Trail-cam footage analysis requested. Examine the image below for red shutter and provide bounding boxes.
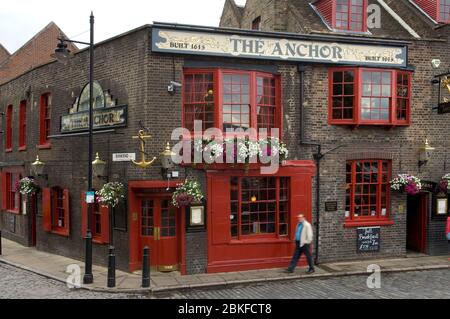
[63,189,70,236]
[1,172,6,210]
[42,188,52,232]
[100,205,110,244]
[209,175,231,245]
[81,192,88,238]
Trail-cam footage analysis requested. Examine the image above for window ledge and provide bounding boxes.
[51,229,70,237]
[93,238,108,245]
[5,149,13,153]
[330,122,410,128]
[38,143,51,150]
[344,219,394,228]
[18,146,27,152]
[230,238,291,245]
[6,210,20,215]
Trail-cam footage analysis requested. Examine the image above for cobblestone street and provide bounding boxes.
[1,262,449,299]
[164,269,450,299]
[0,263,139,299]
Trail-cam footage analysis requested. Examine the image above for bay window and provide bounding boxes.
[329,68,411,126]
[183,69,281,135]
[230,176,289,238]
[345,160,394,227]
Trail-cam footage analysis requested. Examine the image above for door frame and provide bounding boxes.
[128,180,186,274]
[407,193,429,254]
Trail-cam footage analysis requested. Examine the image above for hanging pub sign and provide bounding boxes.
[61,81,127,133]
[151,26,408,67]
[436,73,450,114]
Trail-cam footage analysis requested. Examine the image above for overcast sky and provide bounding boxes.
[0,0,247,53]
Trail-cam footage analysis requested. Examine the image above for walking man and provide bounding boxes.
[285,214,315,274]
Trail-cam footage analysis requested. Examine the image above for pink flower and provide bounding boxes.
[405,182,419,195]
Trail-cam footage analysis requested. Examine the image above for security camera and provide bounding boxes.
[168,81,182,94]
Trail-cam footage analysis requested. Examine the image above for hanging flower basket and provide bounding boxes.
[16,177,40,197]
[390,174,422,195]
[96,182,125,208]
[437,174,450,195]
[172,179,204,208]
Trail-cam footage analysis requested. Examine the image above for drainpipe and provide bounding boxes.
[298,64,322,265]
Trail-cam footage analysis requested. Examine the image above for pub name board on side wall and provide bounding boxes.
[152,27,408,67]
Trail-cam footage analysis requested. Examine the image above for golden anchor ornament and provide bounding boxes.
[132,130,157,169]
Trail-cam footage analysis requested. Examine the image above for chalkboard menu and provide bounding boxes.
[357,227,380,252]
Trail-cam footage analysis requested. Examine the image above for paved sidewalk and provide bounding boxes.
[0,239,448,294]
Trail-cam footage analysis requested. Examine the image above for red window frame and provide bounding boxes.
[81,192,110,244]
[39,93,51,148]
[19,100,26,150]
[182,69,282,137]
[252,16,261,30]
[52,187,66,233]
[439,0,450,22]
[345,160,394,227]
[333,0,368,32]
[4,172,20,214]
[329,67,412,126]
[230,176,290,240]
[5,105,13,152]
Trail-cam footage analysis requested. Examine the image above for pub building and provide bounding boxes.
[0,0,449,276]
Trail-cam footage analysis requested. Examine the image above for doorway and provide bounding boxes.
[407,193,428,254]
[139,197,179,272]
[30,195,37,247]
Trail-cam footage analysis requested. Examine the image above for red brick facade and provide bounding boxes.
[0,22,78,85]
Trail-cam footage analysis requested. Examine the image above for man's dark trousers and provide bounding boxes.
[288,242,314,272]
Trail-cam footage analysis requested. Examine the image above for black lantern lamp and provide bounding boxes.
[92,153,107,178]
[31,156,46,177]
[52,39,73,62]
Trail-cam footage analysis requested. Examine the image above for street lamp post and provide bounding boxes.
[54,12,95,285]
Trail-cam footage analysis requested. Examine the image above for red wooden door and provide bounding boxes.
[31,195,37,246]
[139,197,179,272]
[407,194,428,253]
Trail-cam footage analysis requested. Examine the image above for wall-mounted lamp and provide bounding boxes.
[92,153,107,178]
[432,59,442,69]
[31,155,47,178]
[418,140,435,168]
[161,142,176,170]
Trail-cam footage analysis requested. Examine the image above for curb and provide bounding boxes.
[2,256,448,295]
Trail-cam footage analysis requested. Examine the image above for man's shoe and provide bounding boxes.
[306,269,315,274]
[283,269,294,274]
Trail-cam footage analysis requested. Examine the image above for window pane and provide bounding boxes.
[347,160,390,219]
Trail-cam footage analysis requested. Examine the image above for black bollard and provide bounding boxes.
[107,246,116,288]
[142,246,150,288]
[0,230,2,256]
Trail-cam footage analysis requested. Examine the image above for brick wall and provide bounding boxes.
[0,22,78,85]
